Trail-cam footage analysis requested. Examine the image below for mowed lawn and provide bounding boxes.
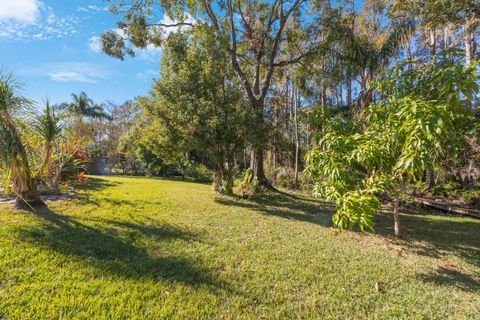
[1,176,479,319]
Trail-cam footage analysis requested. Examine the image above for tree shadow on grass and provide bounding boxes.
[215,192,333,227]
[13,207,224,289]
[76,176,122,192]
[421,266,480,292]
[374,211,480,292]
[216,193,480,292]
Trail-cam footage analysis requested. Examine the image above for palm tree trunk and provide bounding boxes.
[40,141,52,178]
[2,112,42,209]
[12,157,42,210]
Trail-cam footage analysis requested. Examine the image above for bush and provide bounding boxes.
[184,163,213,183]
[266,166,313,191]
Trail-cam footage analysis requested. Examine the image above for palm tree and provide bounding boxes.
[342,20,415,112]
[60,92,110,119]
[33,101,62,179]
[58,92,111,138]
[0,72,42,209]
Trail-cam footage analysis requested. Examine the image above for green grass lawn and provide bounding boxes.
[1,176,479,319]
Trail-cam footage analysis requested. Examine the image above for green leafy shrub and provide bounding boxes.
[184,163,213,183]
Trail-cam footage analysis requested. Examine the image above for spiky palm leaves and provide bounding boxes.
[60,92,110,120]
[342,20,416,111]
[33,101,62,178]
[0,72,42,208]
[57,92,111,140]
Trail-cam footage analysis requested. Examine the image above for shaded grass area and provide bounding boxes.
[1,176,479,319]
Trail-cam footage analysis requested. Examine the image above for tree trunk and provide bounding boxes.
[40,142,52,178]
[222,158,234,195]
[213,162,223,193]
[248,99,270,187]
[293,89,300,187]
[250,147,268,186]
[3,114,43,210]
[424,167,436,188]
[12,158,42,210]
[321,87,327,107]
[346,75,352,110]
[464,26,473,66]
[272,139,277,169]
[443,27,448,50]
[243,149,247,170]
[337,85,342,109]
[428,29,436,59]
[406,40,413,70]
[133,159,138,175]
[464,27,474,107]
[393,193,401,238]
[392,181,406,238]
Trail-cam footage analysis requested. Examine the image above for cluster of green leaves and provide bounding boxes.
[32,102,62,146]
[306,49,479,232]
[120,26,248,192]
[0,73,101,200]
[0,72,38,199]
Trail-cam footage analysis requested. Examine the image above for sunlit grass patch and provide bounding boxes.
[1,176,479,319]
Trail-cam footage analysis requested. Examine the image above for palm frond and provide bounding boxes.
[0,72,33,114]
[33,101,63,143]
[378,19,416,66]
[0,71,38,199]
[62,92,111,120]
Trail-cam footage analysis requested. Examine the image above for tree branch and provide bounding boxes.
[226,0,256,103]
[150,22,195,28]
[260,0,305,100]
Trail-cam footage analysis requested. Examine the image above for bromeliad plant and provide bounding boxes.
[306,49,479,237]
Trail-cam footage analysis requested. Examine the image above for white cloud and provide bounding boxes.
[0,0,38,23]
[42,62,109,84]
[47,13,55,24]
[136,69,158,81]
[77,5,108,13]
[0,3,79,40]
[33,33,44,39]
[88,5,108,11]
[47,71,97,83]
[88,36,102,52]
[16,62,111,85]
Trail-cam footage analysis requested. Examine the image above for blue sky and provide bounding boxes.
[0,0,164,106]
